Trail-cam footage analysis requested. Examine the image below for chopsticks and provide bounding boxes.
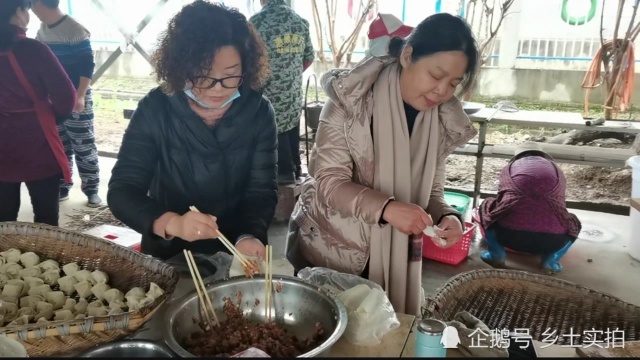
[189,206,251,268]
[183,249,219,329]
[264,245,273,322]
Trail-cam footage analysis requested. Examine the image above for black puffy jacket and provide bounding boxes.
[107,86,278,260]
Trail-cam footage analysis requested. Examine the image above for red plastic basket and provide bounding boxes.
[422,222,477,265]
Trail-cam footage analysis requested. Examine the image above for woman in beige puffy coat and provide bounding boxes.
[286,13,480,315]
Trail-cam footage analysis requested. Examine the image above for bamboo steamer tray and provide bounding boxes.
[0,222,179,357]
[424,269,640,346]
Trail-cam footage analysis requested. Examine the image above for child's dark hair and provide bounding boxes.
[388,13,479,96]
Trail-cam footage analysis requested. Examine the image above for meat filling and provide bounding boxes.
[183,297,325,357]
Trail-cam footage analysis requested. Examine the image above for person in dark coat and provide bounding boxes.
[475,142,582,274]
[107,1,277,261]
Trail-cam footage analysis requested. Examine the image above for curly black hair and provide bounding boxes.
[152,1,269,94]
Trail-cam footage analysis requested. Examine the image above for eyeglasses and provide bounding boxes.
[192,75,244,90]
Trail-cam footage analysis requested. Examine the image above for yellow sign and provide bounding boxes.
[274,33,304,54]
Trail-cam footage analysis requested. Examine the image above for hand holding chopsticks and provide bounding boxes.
[184,249,219,329]
[188,206,252,269]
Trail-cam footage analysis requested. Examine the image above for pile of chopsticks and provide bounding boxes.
[184,249,219,329]
[264,245,273,322]
[189,206,252,269]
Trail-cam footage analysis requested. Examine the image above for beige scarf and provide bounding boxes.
[368,62,441,316]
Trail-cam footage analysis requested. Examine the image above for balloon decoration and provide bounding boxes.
[561,0,597,26]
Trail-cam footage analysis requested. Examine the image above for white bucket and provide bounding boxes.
[627,156,640,198]
[626,156,640,261]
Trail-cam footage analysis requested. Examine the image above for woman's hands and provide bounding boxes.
[235,237,266,260]
[165,210,219,241]
[434,215,464,247]
[382,201,433,235]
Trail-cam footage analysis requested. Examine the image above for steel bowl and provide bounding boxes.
[163,275,348,357]
[462,101,486,115]
[78,340,174,357]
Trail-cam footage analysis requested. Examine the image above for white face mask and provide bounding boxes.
[183,87,241,109]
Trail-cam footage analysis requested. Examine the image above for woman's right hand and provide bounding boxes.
[382,201,433,235]
[165,211,219,242]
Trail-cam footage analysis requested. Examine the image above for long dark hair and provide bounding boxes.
[0,0,30,51]
[388,13,479,96]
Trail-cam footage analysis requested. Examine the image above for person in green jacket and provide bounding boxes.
[250,0,315,185]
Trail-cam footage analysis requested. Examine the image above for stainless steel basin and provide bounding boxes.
[79,340,174,357]
[162,275,348,357]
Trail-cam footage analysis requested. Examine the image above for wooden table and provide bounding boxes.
[632,198,640,212]
[400,317,578,358]
[328,313,415,357]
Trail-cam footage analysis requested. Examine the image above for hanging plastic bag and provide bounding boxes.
[297,267,400,346]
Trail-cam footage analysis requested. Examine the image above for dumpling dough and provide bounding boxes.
[90,270,109,284]
[19,295,44,310]
[103,288,124,303]
[19,266,42,279]
[0,249,21,264]
[19,252,40,267]
[1,263,23,279]
[7,279,28,297]
[74,298,89,315]
[62,298,76,312]
[23,276,44,289]
[38,259,60,272]
[2,283,24,303]
[53,310,74,321]
[28,284,51,298]
[108,306,124,315]
[40,269,61,286]
[62,262,80,276]
[74,281,93,299]
[0,273,9,287]
[7,315,30,326]
[127,296,153,312]
[146,282,165,300]
[45,291,66,310]
[109,299,127,310]
[91,283,111,301]
[35,301,53,321]
[2,303,19,323]
[16,307,35,322]
[125,287,145,298]
[57,275,79,295]
[87,301,108,317]
[72,270,94,285]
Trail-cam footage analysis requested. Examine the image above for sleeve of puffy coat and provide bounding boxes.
[236,100,278,244]
[311,99,392,225]
[107,100,167,239]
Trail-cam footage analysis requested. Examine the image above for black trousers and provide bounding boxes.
[0,173,61,226]
[278,125,302,177]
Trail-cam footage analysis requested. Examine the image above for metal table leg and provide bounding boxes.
[472,121,487,208]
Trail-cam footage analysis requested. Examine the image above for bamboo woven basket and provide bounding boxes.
[0,222,179,357]
[424,269,640,345]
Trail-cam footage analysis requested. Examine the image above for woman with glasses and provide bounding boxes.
[107,1,277,261]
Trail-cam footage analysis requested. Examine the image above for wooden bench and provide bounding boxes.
[459,109,640,209]
[453,143,635,168]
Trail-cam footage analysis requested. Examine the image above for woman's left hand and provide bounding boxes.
[434,215,464,247]
[235,237,266,260]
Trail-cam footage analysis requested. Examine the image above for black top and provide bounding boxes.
[107,87,278,260]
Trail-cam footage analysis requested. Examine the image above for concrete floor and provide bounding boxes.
[15,157,640,306]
